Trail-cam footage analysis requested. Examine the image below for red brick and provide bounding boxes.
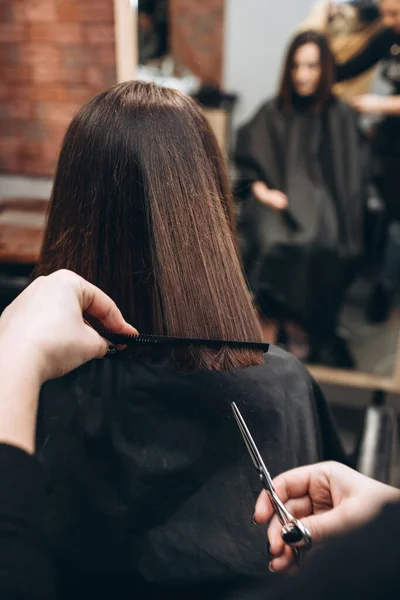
[10,1,26,21]
[55,0,113,23]
[0,138,23,172]
[28,22,83,43]
[31,63,60,84]
[0,23,25,43]
[103,66,116,86]
[0,1,14,22]
[7,99,34,119]
[61,44,92,69]
[22,43,61,68]
[85,66,115,88]
[20,160,49,176]
[67,86,93,103]
[85,66,103,87]
[79,3,114,23]
[45,120,68,141]
[20,140,43,158]
[43,136,65,160]
[59,66,87,84]
[55,0,81,22]
[8,85,35,100]
[0,119,25,137]
[0,82,9,99]
[23,0,57,22]
[36,100,80,125]
[0,43,19,65]
[0,0,116,177]
[2,65,32,83]
[28,83,90,103]
[28,83,67,102]
[85,24,114,44]
[96,43,115,66]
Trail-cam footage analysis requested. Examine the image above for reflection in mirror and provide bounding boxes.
[230,0,400,378]
[126,0,400,383]
[137,0,202,93]
[137,0,235,150]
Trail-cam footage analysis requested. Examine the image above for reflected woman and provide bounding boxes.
[235,30,365,368]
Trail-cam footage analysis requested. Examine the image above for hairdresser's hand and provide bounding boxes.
[0,269,138,384]
[350,94,387,114]
[254,461,400,573]
[251,181,288,211]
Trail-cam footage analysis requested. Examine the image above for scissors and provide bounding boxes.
[231,402,312,566]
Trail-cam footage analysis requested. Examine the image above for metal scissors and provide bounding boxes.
[231,402,312,566]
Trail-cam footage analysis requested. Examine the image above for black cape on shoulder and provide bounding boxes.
[234,98,365,335]
[36,347,345,598]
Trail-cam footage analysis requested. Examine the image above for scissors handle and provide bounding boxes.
[264,485,312,563]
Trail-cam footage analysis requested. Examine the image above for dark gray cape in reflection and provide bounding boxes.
[235,98,364,336]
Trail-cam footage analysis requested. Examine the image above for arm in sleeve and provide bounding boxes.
[336,28,393,82]
[0,443,58,599]
[263,502,400,600]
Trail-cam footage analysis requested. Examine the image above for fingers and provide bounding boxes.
[78,277,138,336]
[269,543,294,573]
[83,323,109,360]
[267,496,313,556]
[255,466,314,524]
[276,191,288,202]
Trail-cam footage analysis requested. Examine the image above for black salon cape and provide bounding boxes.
[234,98,364,336]
[36,346,345,599]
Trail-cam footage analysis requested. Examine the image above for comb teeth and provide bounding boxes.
[95,328,269,352]
[135,333,161,345]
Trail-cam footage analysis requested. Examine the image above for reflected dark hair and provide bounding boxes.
[278,30,336,112]
[36,81,263,371]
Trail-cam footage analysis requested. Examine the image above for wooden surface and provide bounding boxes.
[307,365,397,394]
[0,199,48,264]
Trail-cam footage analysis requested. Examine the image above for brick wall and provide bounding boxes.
[0,0,116,177]
[170,0,224,87]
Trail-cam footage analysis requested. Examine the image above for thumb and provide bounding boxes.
[293,506,347,547]
[267,506,347,572]
[83,324,109,360]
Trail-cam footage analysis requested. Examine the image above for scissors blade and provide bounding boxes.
[231,402,275,491]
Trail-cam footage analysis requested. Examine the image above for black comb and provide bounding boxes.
[96,329,269,352]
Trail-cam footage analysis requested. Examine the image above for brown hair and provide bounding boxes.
[37,81,263,370]
[278,30,336,112]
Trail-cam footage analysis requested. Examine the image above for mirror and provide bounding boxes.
[119,0,400,390]
[135,0,235,150]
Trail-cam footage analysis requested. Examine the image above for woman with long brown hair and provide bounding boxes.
[235,30,365,368]
[35,81,344,599]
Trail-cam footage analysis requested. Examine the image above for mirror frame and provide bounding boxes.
[113,0,137,83]
[112,0,400,394]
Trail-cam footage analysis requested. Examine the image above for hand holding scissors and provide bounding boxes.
[231,403,312,567]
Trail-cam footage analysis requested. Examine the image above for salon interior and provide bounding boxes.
[0,0,400,483]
